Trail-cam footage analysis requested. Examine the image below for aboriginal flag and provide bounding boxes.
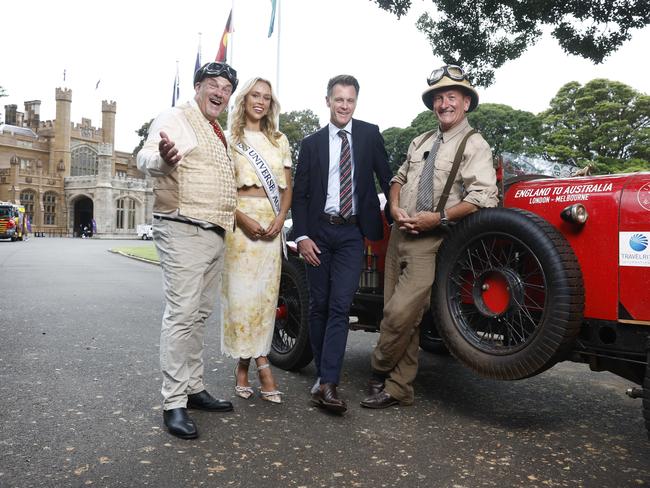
[215,10,233,62]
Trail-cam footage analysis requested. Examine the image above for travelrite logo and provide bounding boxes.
[620,232,650,267]
[629,233,648,252]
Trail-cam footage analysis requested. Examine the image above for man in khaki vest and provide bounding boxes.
[137,62,238,439]
[360,65,498,409]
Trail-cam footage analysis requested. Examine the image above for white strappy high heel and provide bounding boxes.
[257,362,282,404]
[234,359,254,400]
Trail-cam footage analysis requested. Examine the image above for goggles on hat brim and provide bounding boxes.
[427,65,469,86]
[194,62,239,91]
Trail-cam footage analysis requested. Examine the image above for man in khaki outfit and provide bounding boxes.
[137,62,239,439]
[360,65,498,409]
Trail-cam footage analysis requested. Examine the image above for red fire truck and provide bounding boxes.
[0,202,27,241]
[272,172,650,439]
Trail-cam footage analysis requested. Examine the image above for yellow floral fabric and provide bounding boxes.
[220,196,282,358]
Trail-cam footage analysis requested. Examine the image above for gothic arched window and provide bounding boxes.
[71,146,98,176]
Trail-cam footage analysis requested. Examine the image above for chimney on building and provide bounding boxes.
[4,104,17,125]
[24,100,41,129]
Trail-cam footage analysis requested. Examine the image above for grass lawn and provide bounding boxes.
[111,244,160,263]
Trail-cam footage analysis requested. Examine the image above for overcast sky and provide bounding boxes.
[2,0,649,153]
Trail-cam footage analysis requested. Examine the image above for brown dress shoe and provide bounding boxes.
[367,378,385,396]
[360,389,400,409]
[311,383,347,414]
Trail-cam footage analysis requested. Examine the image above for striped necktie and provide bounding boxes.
[338,130,353,219]
[415,132,443,212]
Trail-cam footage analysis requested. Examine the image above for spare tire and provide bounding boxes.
[269,255,313,370]
[432,208,584,380]
[419,310,449,355]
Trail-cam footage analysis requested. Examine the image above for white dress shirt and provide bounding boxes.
[324,120,357,216]
[295,121,357,243]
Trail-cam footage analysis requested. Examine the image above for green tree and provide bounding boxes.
[279,109,321,163]
[133,119,153,156]
[468,103,542,157]
[541,79,650,173]
[372,1,650,86]
[0,86,6,123]
[382,126,418,172]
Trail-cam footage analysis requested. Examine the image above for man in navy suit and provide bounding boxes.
[292,74,392,413]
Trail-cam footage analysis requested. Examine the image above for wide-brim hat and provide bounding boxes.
[422,76,479,112]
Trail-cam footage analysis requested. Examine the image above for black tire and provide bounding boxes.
[419,310,449,355]
[433,208,584,380]
[269,255,313,370]
[643,346,650,440]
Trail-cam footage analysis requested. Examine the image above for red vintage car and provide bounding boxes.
[271,172,650,439]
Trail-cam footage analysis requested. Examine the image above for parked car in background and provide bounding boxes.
[137,224,153,240]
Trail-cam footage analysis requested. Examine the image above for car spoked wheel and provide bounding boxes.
[433,208,584,380]
[456,239,545,355]
[269,256,313,370]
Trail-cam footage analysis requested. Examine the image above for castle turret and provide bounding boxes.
[102,100,116,151]
[53,88,72,175]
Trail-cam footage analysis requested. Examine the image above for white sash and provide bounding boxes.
[234,140,287,259]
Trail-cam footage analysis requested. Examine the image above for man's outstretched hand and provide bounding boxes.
[159,131,182,166]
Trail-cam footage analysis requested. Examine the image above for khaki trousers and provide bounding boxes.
[153,218,225,410]
[371,228,443,404]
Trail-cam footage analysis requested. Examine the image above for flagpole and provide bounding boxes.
[198,32,202,66]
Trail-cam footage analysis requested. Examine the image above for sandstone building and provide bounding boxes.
[0,88,153,238]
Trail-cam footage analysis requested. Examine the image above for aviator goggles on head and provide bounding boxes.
[193,62,239,91]
[427,65,469,86]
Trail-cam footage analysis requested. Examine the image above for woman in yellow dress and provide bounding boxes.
[222,77,292,403]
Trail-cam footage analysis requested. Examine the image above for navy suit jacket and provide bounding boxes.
[292,119,392,241]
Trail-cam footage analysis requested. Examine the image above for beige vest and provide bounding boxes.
[152,103,237,230]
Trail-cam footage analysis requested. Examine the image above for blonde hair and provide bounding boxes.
[229,77,281,147]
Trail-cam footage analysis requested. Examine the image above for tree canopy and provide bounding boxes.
[468,103,542,157]
[132,119,153,156]
[541,78,650,173]
[372,0,650,86]
[0,86,6,123]
[278,109,321,163]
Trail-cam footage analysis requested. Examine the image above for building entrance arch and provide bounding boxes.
[73,196,94,237]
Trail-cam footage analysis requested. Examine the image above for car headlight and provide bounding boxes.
[560,203,588,225]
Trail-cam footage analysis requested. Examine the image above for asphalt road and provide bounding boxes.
[0,237,648,488]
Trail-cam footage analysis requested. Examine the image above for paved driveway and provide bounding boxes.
[0,238,648,487]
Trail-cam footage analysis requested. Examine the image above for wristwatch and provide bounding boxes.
[439,209,449,226]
